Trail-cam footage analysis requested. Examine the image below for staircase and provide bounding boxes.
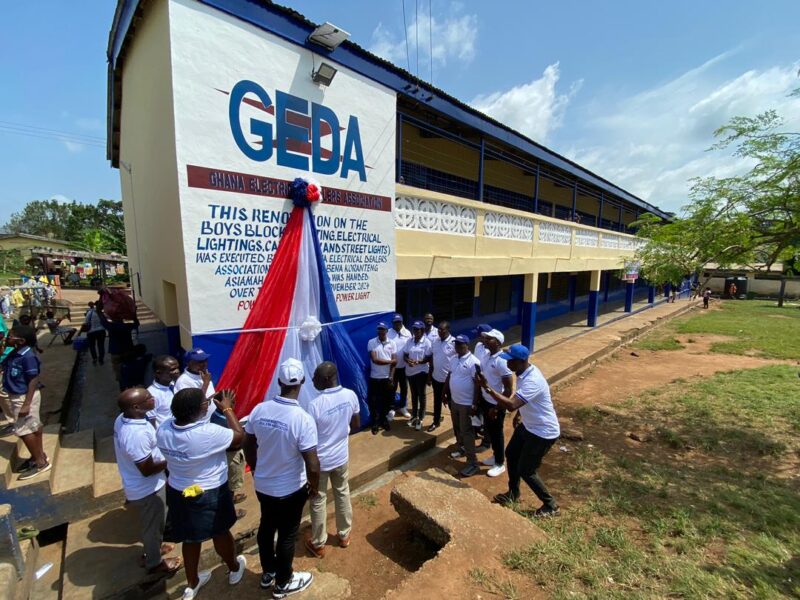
[0,426,124,532]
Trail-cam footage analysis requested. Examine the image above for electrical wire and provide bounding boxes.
[0,120,105,142]
[401,0,411,73]
[0,126,105,148]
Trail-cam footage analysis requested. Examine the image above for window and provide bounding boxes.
[479,276,512,315]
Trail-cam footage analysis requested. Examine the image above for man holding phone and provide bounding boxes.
[444,334,482,477]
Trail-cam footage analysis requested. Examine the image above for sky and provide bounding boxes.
[1,1,799,224]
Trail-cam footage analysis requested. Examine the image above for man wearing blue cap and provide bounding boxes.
[472,324,492,362]
[387,314,412,421]
[444,334,482,477]
[366,323,397,434]
[476,344,561,517]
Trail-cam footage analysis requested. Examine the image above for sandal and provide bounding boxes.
[17,526,39,540]
[146,556,183,576]
[138,543,177,568]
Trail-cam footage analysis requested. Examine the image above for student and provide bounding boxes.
[113,387,182,576]
[1,326,49,480]
[444,334,482,477]
[478,344,561,518]
[157,388,246,599]
[387,314,412,420]
[403,321,432,431]
[146,355,181,427]
[478,330,514,478]
[83,302,107,365]
[244,358,319,598]
[366,323,396,434]
[305,362,360,558]
[428,322,455,432]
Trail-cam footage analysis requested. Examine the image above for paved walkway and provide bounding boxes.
[58,295,695,599]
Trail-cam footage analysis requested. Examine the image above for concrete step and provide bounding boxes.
[7,425,61,491]
[0,434,17,488]
[93,435,123,499]
[50,429,94,495]
[30,538,64,600]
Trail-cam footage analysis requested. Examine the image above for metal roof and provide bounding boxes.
[107,0,672,220]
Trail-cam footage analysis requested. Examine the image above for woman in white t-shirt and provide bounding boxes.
[157,388,246,599]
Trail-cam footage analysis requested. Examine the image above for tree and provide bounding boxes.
[635,93,800,305]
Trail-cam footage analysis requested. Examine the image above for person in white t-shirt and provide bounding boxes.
[146,355,180,428]
[244,358,319,598]
[478,330,514,478]
[423,313,437,344]
[387,314,412,420]
[477,343,561,518]
[113,388,182,576]
[472,323,492,362]
[366,323,396,434]
[403,321,432,431]
[304,362,360,558]
[157,388,246,599]
[428,321,456,432]
[444,334,482,477]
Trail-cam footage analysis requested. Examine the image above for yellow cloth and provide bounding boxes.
[182,484,204,498]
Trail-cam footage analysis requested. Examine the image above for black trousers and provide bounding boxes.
[408,372,428,420]
[86,330,106,362]
[481,401,506,465]
[256,486,308,586]
[505,425,557,509]
[368,377,392,426]
[393,367,408,408]
[431,378,446,425]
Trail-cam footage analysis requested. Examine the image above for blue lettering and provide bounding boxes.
[229,80,273,162]
[341,115,366,182]
[311,102,340,175]
[276,91,309,170]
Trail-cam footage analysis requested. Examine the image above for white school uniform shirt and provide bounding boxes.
[403,336,432,377]
[173,370,214,420]
[431,335,456,383]
[514,365,560,439]
[306,386,360,472]
[387,327,412,369]
[146,381,175,427]
[367,337,396,379]
[480,351,513,405]
[447,352,481,406]
[84,308,104,334]
[246,396,318,497]
[113,414,166,501]
[156,418,233,491]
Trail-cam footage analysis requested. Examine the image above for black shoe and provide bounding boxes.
[382,421,391,431]
[371,426,379,435]
[426,422,440,433]
[492,492,518,506]
[260,572,275,589]
[533,506,560,519]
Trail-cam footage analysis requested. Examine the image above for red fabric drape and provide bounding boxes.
[218,207,304,417]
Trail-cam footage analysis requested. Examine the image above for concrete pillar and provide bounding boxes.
[544,273,552,304]
[587,270,602,327]
[624,281,635,312]
[568,273,578,312]
[521,273,538,351]
[473,276,481,318]
[648,284,656,304]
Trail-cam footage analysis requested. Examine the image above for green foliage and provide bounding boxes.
[505,365,800,599]
[2,198,126,254]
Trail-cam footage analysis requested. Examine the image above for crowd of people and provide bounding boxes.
[112,311,562,599]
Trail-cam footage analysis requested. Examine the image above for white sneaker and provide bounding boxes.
[182,571,212,599]
[481,456,496,466]
[415,420,422,431]
[228,554,247,585]
[387,410,396,421]
[273,571,313,598]
[399,408,411,418]
[487,464,506,478]
[407,418,417,428]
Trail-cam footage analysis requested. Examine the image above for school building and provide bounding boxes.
[107,0,671,376]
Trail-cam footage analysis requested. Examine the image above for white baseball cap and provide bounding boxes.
[278,358,305,385]
[485,329,505,344]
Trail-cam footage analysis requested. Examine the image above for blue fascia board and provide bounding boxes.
[107,0,670,219]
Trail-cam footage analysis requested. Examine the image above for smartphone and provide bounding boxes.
[475,364,482,376]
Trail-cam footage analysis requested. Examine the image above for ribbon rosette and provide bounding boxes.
[299,315,322,342]
[289,177,323,209]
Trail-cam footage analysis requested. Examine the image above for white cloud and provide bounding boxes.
[368,3,478,70]
[62,140,84,153]
[50,194,72,204]
[470,63,582,143]
[563,55,800,213]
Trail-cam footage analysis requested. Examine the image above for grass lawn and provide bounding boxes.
[633,300,800,359]
[506,365,800,598]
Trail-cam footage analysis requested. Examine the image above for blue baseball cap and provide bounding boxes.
[376,322,388,330]
[473,323,492,334]
[499,344,530,361]
[186,348,211,362]
[454,334,470,344]
[392,313,403,322]
[411,320,425,329]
